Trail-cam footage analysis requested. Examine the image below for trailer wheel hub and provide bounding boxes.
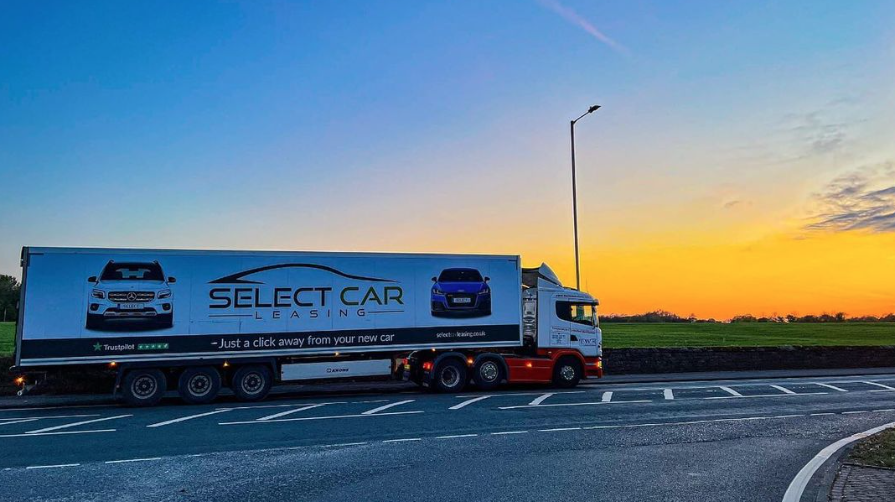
[188,374,211,397]
[133,375,157,398]
[241,372,264,394]
[480,361,499,382]
[440,366,460,388]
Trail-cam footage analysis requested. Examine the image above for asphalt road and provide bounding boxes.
[2,373,895,502]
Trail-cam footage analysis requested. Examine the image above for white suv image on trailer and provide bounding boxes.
[86,260,175,331]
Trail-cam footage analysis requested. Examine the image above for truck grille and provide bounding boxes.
[108,291,155,303]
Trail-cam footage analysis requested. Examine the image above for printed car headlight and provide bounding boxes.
[91,289,105,299]
[157,289,172,299]
[478,288,490,295]
[432,288,445,295]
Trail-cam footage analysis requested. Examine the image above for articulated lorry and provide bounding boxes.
[13,247,602,406]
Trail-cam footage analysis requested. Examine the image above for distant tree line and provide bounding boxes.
[602,310,895,323]
[0,275,19,322]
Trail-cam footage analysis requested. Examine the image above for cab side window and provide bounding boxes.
[555,301,596,327]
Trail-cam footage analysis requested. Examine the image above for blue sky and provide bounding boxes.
[2,1,894,316]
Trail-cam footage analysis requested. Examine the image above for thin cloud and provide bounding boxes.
[806,163,895,232]
[537,0,628,55]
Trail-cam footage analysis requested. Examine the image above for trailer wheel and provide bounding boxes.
[433,358,467,393]
[552,357,582,388]
[473,358,504,390]
[122,369,166,407]
[178,367,221,404]
[231,365,272,402]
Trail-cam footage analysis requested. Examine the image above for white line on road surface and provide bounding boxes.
[256,403,334,421]
[529,393,554,406]
[219,410,423,425]
[25,415,131,434]
[382,438,421,443]
[320,442,368,448]
[719,386,743,397]
[105,457,162,464]
[810,413,835,416]
[782,421,895,502]
[499,399,650,410]
[663,389,674,400]
[0,414,99,421]
[436,434,478,439]
[491,431,528,435]
[0,418,39,427]
[863,381,895,391]
[0,429,116,438]
[147,409,234,428]
[26,464,80,469]
[601,392,613,402]
[362,400,414,415]
[705,392,827,400]
[770,385,797,395]
[539,427,582,432]
[814,383,847,392]
[449,396,492,410]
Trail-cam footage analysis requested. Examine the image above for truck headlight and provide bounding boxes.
[157,289,172,299]
[91,289,105,299]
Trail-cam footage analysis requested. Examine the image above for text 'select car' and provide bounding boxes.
[431,268,491,317]
[86,261,175,330]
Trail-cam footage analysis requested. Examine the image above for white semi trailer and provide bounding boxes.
[13,247,602,406]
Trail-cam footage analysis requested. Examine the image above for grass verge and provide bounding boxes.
[849,428,895,469]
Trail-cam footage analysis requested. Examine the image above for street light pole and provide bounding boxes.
[570,104,600,291]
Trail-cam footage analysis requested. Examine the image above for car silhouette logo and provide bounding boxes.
[127,292,137,301]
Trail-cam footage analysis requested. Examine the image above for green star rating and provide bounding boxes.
[93,342,102,351]
[138,343,169,351]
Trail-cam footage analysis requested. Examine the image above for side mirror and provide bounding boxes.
[167,276,177,283]
[87,276,97,283]
[484,277,490,282]
[431,277,437,282]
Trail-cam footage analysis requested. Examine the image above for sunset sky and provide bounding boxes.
[1,1,894,319]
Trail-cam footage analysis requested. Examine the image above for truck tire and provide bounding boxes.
[432,358,467,393]
[552,357,582,388]
[122,369,167,407]
[231,365,273,402]
[473,358,504,390]
[178,367,221,404]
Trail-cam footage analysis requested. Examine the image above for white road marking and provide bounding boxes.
[105,457,162,464]
[499,399,651,410]
[601,392,613,402]
[841,410,866,415]
[256,403,333,421]
[539,427,581,432]
[491,430,528,435]
[26,464,79,469]
[320,442,368,447]
[362,400,415,415]
[449,396,492,410]
[770,385,797,395]
[25,415,131,434]
[0,414,99,421]
[529,393,554,406]
[663,389,674,400]
[0,429,116,438]
[810,412,835,416]
[863,381,895,391]
[219,410,422,425]
[705,392,827,400]
[382,438,421,443]
[813,383,847,392]
[147,409,234,428]
[436,434,478,439]
[220,399,385,411]
[782,421,895,502]
[0,418,39,427]
[719,386,743,397]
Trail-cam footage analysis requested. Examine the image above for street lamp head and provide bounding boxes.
[587,105,601,114]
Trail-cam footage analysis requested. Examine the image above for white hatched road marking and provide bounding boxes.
[719,386,743,397]
[499,399,650,410]
[0,414,99,421]
[663,389,674,400]
[529,393,554,406]
[148,409,234,428]
[0,429,116,438]
[25,415,132,434]
[26,464,80,469]
[0,418,39,427]
[864,381,895,391]
[814,383,847,392]
[449,396,492,410]
[362,400,415,415]
[601,391,613,402]
[219,410,422,426]
[256,403,335,421]
[770,385,797,395]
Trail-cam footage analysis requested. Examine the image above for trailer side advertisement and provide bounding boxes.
[17,249,522,366]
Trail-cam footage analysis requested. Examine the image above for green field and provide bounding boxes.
[602,322,895,348]
[2,322,895,357]
[1,322,14,357]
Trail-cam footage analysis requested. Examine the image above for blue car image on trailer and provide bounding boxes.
[430,268,492,317]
